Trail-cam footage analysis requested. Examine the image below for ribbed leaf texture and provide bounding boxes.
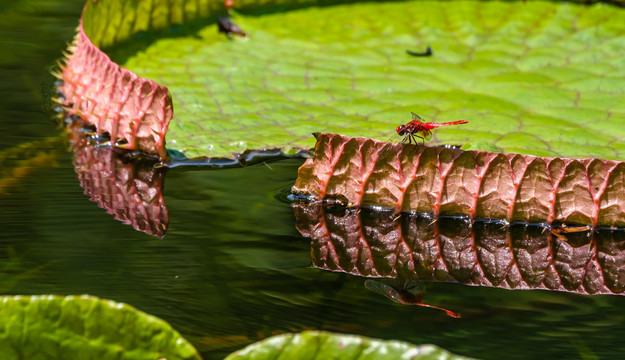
[293,133,625,228]
[59,25,172,159]
[225,330,469,360]
[294,203,625,296]
[72,136,168,238]
[0,295,201,360]
[57,0,625,160]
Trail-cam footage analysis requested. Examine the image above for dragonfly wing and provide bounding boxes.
[403,280,426,296]
[364,280,402,303]
[424,130,433,141]
[411,112,424,121]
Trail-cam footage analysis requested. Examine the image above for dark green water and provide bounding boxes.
[3,1,625,359]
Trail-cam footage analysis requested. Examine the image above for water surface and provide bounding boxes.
[3,1,625,359]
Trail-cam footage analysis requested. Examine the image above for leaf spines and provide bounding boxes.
[58,26,172,159]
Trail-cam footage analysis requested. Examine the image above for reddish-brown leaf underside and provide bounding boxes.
[292,133,625,228]
[294,203,625,296]
[58,22,172,159]
[72,135,169,238]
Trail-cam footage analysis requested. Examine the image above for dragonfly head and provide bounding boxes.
[396,124,406,136]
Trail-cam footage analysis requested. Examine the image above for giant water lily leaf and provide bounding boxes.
[61,0,625,159]
[293,133,625,227]
[225,330,469,360]
[0,295,201,360]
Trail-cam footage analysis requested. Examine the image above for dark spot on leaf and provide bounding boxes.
[218,16,246,39]
[406,45,432,57]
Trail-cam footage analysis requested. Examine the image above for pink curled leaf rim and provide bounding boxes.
[57,21,172,159]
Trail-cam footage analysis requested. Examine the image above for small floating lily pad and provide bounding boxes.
[224,330,470,359]
[0,295,201,360]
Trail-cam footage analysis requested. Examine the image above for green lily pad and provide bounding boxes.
[77,0,625,160]
[224,330,470,359]
[0,295,201,360]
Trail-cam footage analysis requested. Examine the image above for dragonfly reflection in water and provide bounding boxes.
[364,279,461,318]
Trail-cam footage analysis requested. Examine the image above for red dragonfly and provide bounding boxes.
[364,279,461,318]
[396,112,469,145]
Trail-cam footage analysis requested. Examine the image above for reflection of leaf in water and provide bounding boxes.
[569,335,599,360]
[0,137,62,195]
[70,133,169,238]
[0,246,56,293]
[298,202,625,296]
[364,279,460,318]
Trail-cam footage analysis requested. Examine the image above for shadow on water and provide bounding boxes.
[101,0,625,67]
